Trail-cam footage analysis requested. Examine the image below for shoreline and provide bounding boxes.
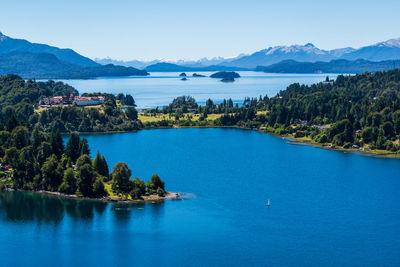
[278,135,400,159]
[4,188,182,203]
[75,126,400,159]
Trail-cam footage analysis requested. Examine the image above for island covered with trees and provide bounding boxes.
[210,71,240,82]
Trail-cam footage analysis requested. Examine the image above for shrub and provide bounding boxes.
[343,142,352,149]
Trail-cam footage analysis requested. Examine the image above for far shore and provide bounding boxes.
[73,126,400,159]
[281,136,400,159]
[62,125,400,159]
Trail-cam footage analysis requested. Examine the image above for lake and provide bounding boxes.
[54,72,339,108]
[1,128,400,266]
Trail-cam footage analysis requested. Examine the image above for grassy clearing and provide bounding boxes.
[138,114,172,122]
[138,113,224,123]
[104,182,133,200]
[83,105,102,109]
[103,183,117,198]
[293,136,313,142]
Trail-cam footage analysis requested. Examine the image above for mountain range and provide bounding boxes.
[228,39,400,68]
[144,63,246,72]
[1,31,400,77]
[0,32,148,79]
[97,38,400,71]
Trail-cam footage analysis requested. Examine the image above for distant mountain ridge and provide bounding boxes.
[99,37,400,70]
[95,56,241,69]
[256,59,400,74]
[2,31,400,75]
[223,38,400,68]
[145,62,247,72]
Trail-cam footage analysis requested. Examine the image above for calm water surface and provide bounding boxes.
[1,128,400,266]
[55,72,339,108]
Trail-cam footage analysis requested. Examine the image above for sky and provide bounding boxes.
[0,0,399,61]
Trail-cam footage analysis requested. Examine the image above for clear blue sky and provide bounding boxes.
[0,0,399,61]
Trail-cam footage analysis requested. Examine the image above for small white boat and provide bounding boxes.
[267,199,270,207]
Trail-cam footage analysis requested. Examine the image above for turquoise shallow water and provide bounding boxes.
[55,72,339,108]
[1,128,400,266]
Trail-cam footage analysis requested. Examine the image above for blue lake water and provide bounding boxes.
[55,72,339,108]
[1,128,400,266]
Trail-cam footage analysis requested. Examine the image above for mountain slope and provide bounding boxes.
[341,38,400,61]
[221,43,340,68]
[95,37,400,71]
[219,38,400,68]
[256,59,400,74]
[0,52,149,79]
[95,58,160,69]
[145,62,247,72]
[0,32,98,67]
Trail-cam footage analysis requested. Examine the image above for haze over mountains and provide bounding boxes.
[1,31,400,77]
[96,38,400,71]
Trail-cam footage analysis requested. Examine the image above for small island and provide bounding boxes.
[181,77,188,81]
[192,73,206,77]
[210,71,240,79]
[179,72,187,77]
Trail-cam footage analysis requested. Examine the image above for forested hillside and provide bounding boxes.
[0,75,141,132]
[215,69,400,152]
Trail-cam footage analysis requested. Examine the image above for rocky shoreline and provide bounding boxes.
[4,188,182,203]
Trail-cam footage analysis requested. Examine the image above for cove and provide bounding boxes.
[1,128,400,266]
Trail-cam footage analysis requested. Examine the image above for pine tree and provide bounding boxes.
[49,130,64,159]
[79,138,90,156]
[101,155,109,179]
[93,151,103,175]
[66,133,80,163]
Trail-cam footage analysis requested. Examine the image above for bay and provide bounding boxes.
[1,128,399,266]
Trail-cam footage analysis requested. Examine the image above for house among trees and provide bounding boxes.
[73,96,105,106]
[41,94,76,105]
[39,94,105,107]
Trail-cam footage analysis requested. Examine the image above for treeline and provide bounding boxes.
[215,70,400,151]
[0,74,77,123]
[36,96,141,132]
[0,75,142,133]
[0,123,166,198]
[148,69,400,152]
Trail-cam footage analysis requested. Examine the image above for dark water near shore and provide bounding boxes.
[1,128,400,266]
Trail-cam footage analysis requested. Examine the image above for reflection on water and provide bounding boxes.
[0,191,163,224]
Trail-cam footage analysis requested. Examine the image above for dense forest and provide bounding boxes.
[0,127,166,199]
[0,74,165,199]
[145,69,400,153]
[0,75,141,132]
[213,70,400,152]
[1,69,400,163]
